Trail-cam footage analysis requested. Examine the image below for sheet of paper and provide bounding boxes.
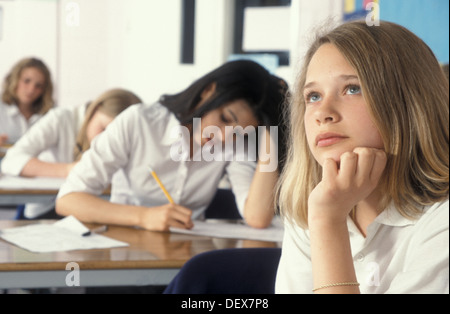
[0,175,65,190]
[170,219,284,243]
[0,216,128,253]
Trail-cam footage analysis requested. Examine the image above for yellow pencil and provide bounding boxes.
[148,166,175,204]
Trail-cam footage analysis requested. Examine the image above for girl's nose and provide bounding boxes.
[314,96,340,125]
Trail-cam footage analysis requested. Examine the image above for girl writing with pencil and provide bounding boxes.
[56,60,288,230]
[0,57,54,146]
[1,88,141,219]
[275,21,448,294]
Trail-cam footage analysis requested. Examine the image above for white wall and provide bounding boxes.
[1,0,343,108]
[111,0,187,104]
[58,0,109,107]
[57,0,246,107]
[0,0,58,95]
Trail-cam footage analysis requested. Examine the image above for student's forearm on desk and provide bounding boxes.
[56,192,193,231]
[56,192,142,227]
[21,158,76,178]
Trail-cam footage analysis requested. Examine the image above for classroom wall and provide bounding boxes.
[59,0,109,107]
[0,0,341,108]
[0,0,58,96]
[1,0,446,110]
[0,0,340,108]
[59,0,241,107]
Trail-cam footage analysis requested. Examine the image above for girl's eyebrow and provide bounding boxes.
[304,74,359,91]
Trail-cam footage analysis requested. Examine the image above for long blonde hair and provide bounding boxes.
[2,58,54,114]
[277,21,449,228]
[74,89,142,161]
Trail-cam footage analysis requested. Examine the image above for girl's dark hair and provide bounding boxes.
[160,60,289,169]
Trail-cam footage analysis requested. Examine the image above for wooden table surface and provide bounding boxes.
[0,220,279,272]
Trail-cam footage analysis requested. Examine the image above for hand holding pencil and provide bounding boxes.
[146,167,194,231]
[149,166,175,204]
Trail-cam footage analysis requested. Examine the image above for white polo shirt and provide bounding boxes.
[276,198,449,294]
[1,105,86,176]
[57,102,257,219]
[0,102,43,144]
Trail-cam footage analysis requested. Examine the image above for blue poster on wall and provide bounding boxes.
[381,0,449,64]
[344,0,379,21]
[343,0,449,63]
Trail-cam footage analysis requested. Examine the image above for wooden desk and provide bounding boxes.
[0,176,110,205]
[0,189,60,205]
[0,220,279,289]
[0,176,64,205]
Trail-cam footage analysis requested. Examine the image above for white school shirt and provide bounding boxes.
[1,105,86,218]
[0,102,43,144]
[276,199,449,294]
[1,105,86,176]
[57,102,257,219]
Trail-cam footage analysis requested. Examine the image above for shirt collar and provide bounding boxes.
[348,202,418,238]
[5,104,20,117]
[160,109,188,147]
[5,103,42,122]
[373,202,418,228]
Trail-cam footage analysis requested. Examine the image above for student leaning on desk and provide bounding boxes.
[0,89,142,219]
[56,60,289,231]
[0,58,54,147]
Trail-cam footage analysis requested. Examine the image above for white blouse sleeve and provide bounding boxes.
[1,108,69,176]
[57,106,136,198]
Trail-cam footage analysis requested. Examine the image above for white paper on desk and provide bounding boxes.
[0,175,65,190]
[0,216,128,253]
[170,220,284,242]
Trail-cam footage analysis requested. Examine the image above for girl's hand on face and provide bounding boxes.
[139,204,194,232]
[308,147,387,225]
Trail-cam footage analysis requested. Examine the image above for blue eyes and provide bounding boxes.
[306,93,321,103]
[305,85,362,103]
[346,85,361,95]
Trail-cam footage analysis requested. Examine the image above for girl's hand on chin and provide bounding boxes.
[308,147,387,225]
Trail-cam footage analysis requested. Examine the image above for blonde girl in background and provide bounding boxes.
[1,88,142,219]
[276,21,448,294]
[0,58,54,146]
